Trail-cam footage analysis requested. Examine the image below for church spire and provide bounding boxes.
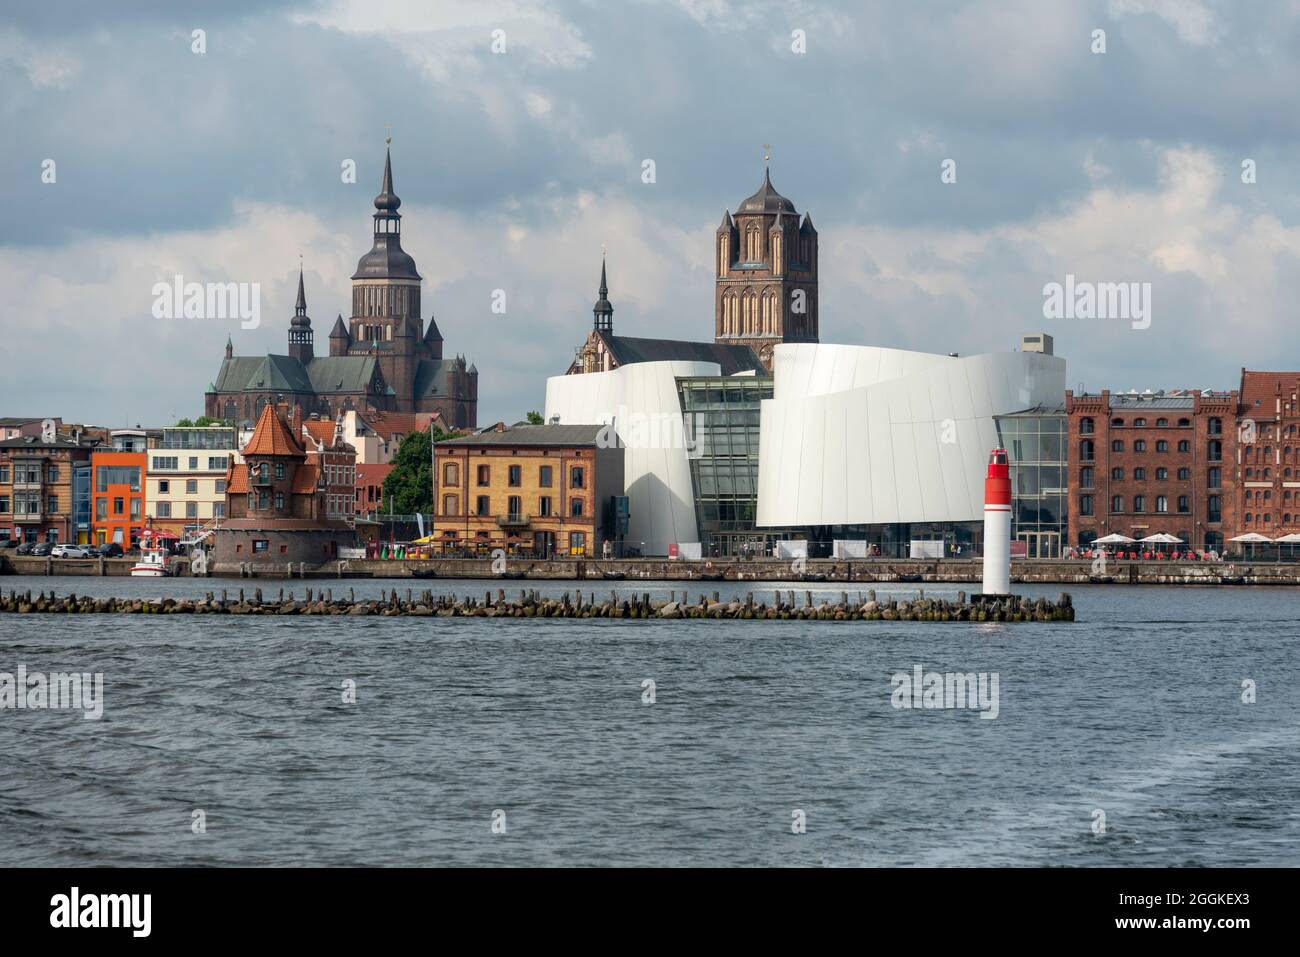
[288,261,313,363]
[593,256,613,333]
[294,265,307,316]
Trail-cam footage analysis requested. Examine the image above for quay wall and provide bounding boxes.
[2,555,1297,585]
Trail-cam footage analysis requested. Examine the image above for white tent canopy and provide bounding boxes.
[1140,533,1183,543]
[1228,533,1274,543]
[1274,533,1300,543]
[1092,533,1137,544]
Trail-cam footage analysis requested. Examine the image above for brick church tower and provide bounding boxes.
[714,165,819,370]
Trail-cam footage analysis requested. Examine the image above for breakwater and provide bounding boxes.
[0,586,1075,622]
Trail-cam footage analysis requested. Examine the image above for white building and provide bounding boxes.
[756,343,1065,527]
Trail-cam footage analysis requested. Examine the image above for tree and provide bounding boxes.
[526,410,544,425]
[175,416,222,427]
[382,430,433,515]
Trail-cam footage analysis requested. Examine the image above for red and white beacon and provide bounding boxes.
[982,447,1012,595]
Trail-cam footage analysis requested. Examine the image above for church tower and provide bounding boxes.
[715,163,818,370]
[350,142,422,411]
[287,266,314,363]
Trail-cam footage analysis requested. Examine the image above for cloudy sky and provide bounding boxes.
[4,0,1300,427]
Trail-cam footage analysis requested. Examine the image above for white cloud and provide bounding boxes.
[0,28,82,89]
[1109,0,1222,46]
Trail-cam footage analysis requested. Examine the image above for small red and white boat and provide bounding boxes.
[131,531,171,577]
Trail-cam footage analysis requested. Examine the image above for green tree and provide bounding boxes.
[175,415,222,427]
[175,418,194,427]
[526,410,544,425]
[382,430,434,514]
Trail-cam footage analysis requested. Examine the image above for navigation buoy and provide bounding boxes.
[982,447,1012,595]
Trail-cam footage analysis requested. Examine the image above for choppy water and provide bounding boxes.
[1,576,1297,866]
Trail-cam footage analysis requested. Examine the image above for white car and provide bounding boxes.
[50,544,93,558]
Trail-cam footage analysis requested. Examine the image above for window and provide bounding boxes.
[476,495,490,516]
[568,531,586,555]
[214,503,225,519]
[153,456,178,470]
[508,465,522,487]
[539,496,553,517]
[1156,468,1168,480]
[0,496,7,514]
[186,502,198,518]
[159,480,170,493]
[188,456,198,469]
[253,540,269,553]
[1080,467,1094,488]
[1208,496,1222,522]
[47,495,58,513]
[1080,440,1095,461]
[1156,418,1168,427]
[1111,495,1124,512]
[442,494,459,516]
[476,464,490,486]
[207,456,228,470]
[539,465,553,487]
[570,497,584,517]
[1112,418,1125,427]
[443,462,459,486]
[1207,440,1222,461]
[113,497,124,515]
[157,502,172,518]
[96,498,106,520]
[0,466,7,483]
[47,465,59,482]
[129,499,140,520]
[186,479,197,494]
[1134,468,1146,480]
[1178,468,1189,481]
[1208,417,1222,434]
[1178,440,1190,452]
[1155,440,1168,452]
[1208,467,1221,487]
[570,466,586,489]
[1178,496,1189,513]
[1134,440,1147,452]
[1080,417,1095,434]
[216,480,226,494]
[1079,495,1094,516]
[275,463,285,480]
[507,495,522,518]
[1155,496,1168,513]
[1134,418,1146,427]
[274,492,285,510]
[1112,440,1124,452]
[1134,495,1145,513]
[1111,467,1123,481]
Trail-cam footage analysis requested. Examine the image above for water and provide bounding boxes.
[1,576,1297,866]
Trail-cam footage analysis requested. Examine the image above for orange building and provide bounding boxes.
[92,450,147,548]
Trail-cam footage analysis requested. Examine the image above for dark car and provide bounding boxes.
[96,542,125,558]
[31,542,53,557]
[16,541,38,555]
[0,539,18,549]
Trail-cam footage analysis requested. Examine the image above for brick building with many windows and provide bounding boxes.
[0,427,96,545]
[1234,369,1300,540]
[1066,389,1238,552]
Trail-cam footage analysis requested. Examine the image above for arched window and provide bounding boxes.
[1208,417,1222,434]
[1111,495,1124,512]
[1134,417,1146,427]
[1112,439,1124,452]
[1155,440,1168,452]
[1080,439,1095,461]
[1156,496,1168,513]
[1178,496,1189,513]
[443,462,459,486]
[1178,440,1190,452]
[1156,418,1168,427]
[1207,440,1222,461]
[1134,439,1147,452]
[1080,417,1095,434]
[1112,418,1125,427]
[1134,495,1146,513]
[442,494,459,517]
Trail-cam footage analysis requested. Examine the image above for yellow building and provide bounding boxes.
[146,427,237,540]
[432,423,624,557]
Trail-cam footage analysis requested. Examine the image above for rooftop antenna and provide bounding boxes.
[385,124,392,146]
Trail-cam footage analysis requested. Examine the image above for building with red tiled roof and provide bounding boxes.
[355,463,393,516]
[211,403,355,571]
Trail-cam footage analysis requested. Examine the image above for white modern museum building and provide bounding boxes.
[545,336,1066,557]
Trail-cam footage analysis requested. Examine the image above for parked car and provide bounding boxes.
[51,544,93,558]
[31,542,53,557]
[0,539,18,549]
[16,541,37,555]
[96,542,125,558]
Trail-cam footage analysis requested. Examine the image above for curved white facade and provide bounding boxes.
[545,360,714,555]
[757,343,1065,527]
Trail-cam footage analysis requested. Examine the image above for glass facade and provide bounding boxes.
[161,427,236,450]
[677,376,771,557]
[995,410,1067,558]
